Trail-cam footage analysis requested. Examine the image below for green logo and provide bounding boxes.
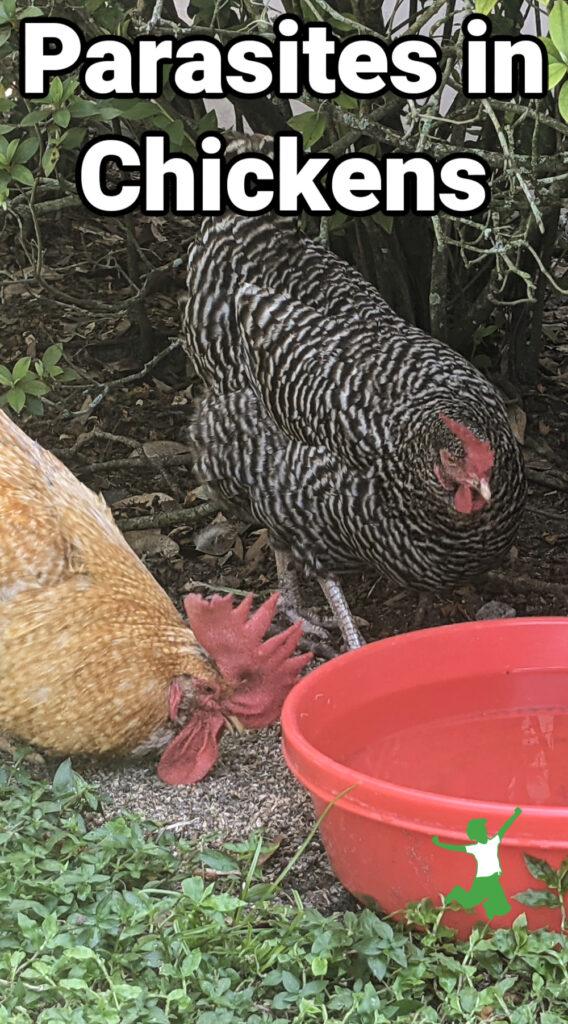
[432,807,522,921]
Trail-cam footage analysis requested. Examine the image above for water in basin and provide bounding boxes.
[339,672,568,806]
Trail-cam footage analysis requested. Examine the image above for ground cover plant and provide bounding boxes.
[1,757,567,1024]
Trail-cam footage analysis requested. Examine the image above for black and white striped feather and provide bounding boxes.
[183,207,526,591]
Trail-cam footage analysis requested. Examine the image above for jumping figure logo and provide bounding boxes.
[432,807,522,920]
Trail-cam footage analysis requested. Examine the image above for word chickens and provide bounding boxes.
[183,136,527,650]
[0,411,310,783]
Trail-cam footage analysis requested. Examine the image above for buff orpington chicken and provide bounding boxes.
[0,410,310,783]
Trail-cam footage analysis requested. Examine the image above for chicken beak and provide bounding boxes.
[479,478,492,503]
[224,714,245,734]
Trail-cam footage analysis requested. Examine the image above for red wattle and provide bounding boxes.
[454,484,473,514]
[157,710,225,785]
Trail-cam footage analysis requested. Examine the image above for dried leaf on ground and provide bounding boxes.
[142,440,193,458]
[245,529,270,567]
[126,530,180,558]
[508,403,527,445]
[195,517,238,556]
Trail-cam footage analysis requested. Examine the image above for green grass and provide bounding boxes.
[0,759,567,1024]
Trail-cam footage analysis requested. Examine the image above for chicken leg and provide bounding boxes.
[275,550,365,651]
[274,548,333,640]
[318,576,365,650]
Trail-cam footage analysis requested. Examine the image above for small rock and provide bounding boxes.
[475,600,516,621]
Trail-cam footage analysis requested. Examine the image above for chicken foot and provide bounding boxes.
[274,548,335,640]
[318,576,365,650]
[274,550,365,652]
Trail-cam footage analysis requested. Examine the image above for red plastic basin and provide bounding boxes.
[281,617,568,936]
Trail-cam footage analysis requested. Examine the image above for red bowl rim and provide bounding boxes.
[281,617,568,846]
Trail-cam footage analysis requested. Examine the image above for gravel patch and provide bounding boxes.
[81,725,356,914]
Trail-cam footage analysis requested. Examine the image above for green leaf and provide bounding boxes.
[513,888,559,907]
[68,97,99,117]
[200,850,240,873]
[62,77,79,102]
[6,137,19,163]
[335,93,359,110]
[0,1,15,24]
[549,2,568,62]
[373,210,394,234]
[288,110,327,149]
[281,970,300,992]
[0,364,12,385]
[311,956,328,976]
[53,108,71,128]
[301,0,374,36]
[52,758,79,795]
[64,946,98,961]
[25,395,44,416]
[48,76,64,106]
[524,855,559,887]
[164,119,185,146]
[60,126,87,150]
[559,79,568,121]
[180,950,202,975]
[11,357,31,383]
[548,62,568,88]
[116,99,158,120]
[42,145,59,176]
[21,108,50,126]
[10,164,35,186]
[57,367,78,382]
[60,977,88,990]
[475,0,498,13]
[14,137,39,163]
[22,378,49,397]
[7,386,26,413]
[542,36,563,60]
[41,344,62,370]
[69,97,124,120]
[327,209,348,235]
[459,987,479,1013]
[182,876,205,902]
[197,108,218,133]
[69,98,124,120]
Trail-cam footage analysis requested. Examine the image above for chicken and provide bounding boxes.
[0,410,310,783]
[183,138,526,649]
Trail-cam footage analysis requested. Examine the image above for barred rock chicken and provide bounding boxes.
[183,138,526,648]
[0,410,309,783]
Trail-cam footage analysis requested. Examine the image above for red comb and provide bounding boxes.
[440,414,494,476]
[182,592,312,716]
[157,592,311,786]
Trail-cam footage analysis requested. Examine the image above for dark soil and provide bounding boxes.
[1,204,567,909]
